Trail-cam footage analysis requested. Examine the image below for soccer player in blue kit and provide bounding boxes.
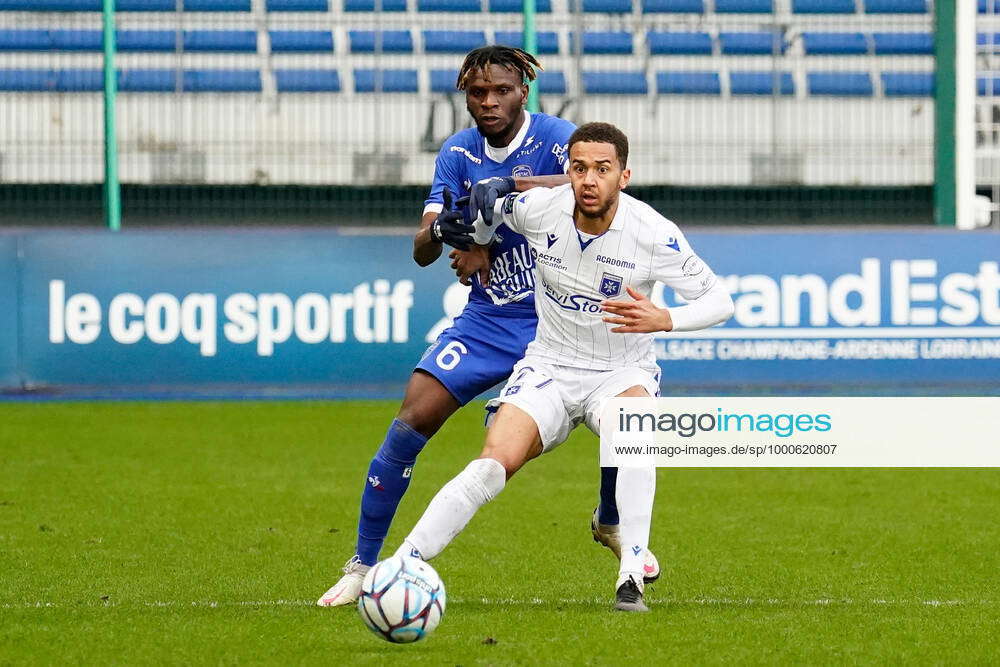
[318,46,659,606]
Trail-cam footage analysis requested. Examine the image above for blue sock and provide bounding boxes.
[598,466,620,525]
[356,419,428,566]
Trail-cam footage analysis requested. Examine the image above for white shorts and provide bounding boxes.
[486,356,661,453]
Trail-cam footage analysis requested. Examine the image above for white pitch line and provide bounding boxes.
[1,598,993,610]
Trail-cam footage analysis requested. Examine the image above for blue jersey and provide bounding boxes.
[425,112,575,316]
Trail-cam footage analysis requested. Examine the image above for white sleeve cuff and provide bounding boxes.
[423,203,444,216]
[667,282,735,333]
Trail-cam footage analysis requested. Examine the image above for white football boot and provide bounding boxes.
[316,555,370,607]
[591,507,661,583]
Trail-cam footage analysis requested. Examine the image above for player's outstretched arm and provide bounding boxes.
[414,210,444,266]
[513,174,569,191]
[415,187,476,265]
[602,284,733,333]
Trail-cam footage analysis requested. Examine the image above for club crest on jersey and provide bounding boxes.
[546,233,559,248]
[512,164,533,177]
[600,272,623,298]
[665,236,681,252]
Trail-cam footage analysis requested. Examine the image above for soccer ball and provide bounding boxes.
[357,555,446,643]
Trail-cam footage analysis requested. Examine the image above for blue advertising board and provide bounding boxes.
[0,236,19,388]
[655,230,1000,390]
[2,228,999,397]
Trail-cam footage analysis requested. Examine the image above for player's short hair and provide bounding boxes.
[456,46,542,91]
[568,122,629,168]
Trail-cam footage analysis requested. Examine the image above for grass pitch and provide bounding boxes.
[1,401,998,664]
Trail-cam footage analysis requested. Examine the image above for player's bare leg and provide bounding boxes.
[317,371,460,607]
[611,385,655,613]
[396,404,542,560]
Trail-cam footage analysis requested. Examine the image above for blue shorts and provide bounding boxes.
[415,304,537,406]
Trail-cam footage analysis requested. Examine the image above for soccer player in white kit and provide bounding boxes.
[393,122,734,611]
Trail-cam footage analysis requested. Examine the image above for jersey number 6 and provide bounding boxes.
[435,341,468,371]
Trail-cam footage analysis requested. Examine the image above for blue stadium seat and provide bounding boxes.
[980,0,1000,13]
[536,71,566,94]
[714,0,772,11]
[419,0,479,9]
[582,71,647,94]
[802,32,868,55]
[0,68,179,91]
[582,31,633,54]
[0,0,97,8]
[118,30,178,52]
[977,33,1000,53]
[656,70,720,94]
[344,0,406,9]
[430,69,458,93]
[792,0,855,12]
[0,31,50,50]
[641,0,703,12]
[349,30,412,52]
[871,32,932,55]
[184,0,252,9]
[489,0,551,11]
[52,29,101,50]
[354,69,419,93]
[423,30,486,53]
[275,69,341,92]
[184,69,261,92]
[118,0,175,8]
[881,72,932,96]
[56,69,102,91]
[730,70,794,94]
[494,31,559,54]
[719,32,784,55]
[978,76,1000,95]
[864,0,925,11]
[267,0,328,8]
[119,69,177,92]
[0,0,194,7]
[807,71,872,95]
[183,30,256,52]
[647,31,712,55]
[269,30,334,52]
[0,69,56,91]
[583,0,632,12]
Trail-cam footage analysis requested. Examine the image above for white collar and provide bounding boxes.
[484,111,531,164]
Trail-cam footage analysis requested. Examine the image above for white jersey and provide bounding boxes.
[475,184,720,371]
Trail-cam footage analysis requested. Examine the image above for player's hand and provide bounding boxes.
[601,286,674,333]
[449,246,491,287]
[469,176,516,227]
[430,187,475,251]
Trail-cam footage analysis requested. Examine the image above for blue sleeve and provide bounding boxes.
[544,117,576,173]
[424,143,466,209]
[550,117,576,145]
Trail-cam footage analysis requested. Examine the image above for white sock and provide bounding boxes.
[396,458,506,561]
[614,466,655,590]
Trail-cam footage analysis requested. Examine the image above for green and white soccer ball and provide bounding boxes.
[357,555,446,643]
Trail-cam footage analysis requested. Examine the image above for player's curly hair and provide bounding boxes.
[456,46,542,91]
